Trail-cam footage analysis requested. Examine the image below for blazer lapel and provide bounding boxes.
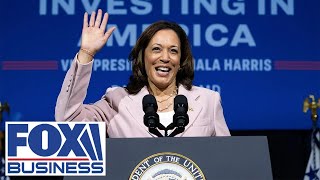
[125,86,157,137]
[124,85,202,137]
[177,85,203,137]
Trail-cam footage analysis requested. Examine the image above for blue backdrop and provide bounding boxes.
[1,0,319,130]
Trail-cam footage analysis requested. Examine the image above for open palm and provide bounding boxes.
[81,9,115,56]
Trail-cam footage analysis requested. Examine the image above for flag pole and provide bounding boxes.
[303,95,320,179]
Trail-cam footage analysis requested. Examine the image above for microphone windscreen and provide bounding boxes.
[142,94,158,112]
[174,95,188,111]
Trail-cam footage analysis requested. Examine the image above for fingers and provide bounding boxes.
[104,26,116,40]
[83,12,88,29]
[100,12,109,32]
[89,11,96,27]
[84,9,113,37]
[95,9,102,28]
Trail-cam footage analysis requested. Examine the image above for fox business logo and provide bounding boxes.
[5,122,106,176]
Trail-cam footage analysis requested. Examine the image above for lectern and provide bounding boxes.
[65,136,272,179]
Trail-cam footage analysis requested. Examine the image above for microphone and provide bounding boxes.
[142,94,164,137]
[169,95,189,137]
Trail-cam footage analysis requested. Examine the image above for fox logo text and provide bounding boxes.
[6,122,106,176]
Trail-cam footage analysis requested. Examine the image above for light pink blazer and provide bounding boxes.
[55,56,230,137]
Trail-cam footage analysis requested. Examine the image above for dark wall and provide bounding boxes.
[231,130,311,180]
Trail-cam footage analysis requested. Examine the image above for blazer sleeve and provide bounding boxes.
[55,54,116,125]
[212,92,231,136]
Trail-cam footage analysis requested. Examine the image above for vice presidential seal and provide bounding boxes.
[129,152,206,180]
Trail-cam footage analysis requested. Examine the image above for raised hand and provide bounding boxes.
[78,9,116,64]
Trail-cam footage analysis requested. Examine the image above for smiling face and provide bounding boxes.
[144,29,181,90]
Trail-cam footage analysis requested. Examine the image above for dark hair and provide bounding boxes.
[125,21,194,94]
